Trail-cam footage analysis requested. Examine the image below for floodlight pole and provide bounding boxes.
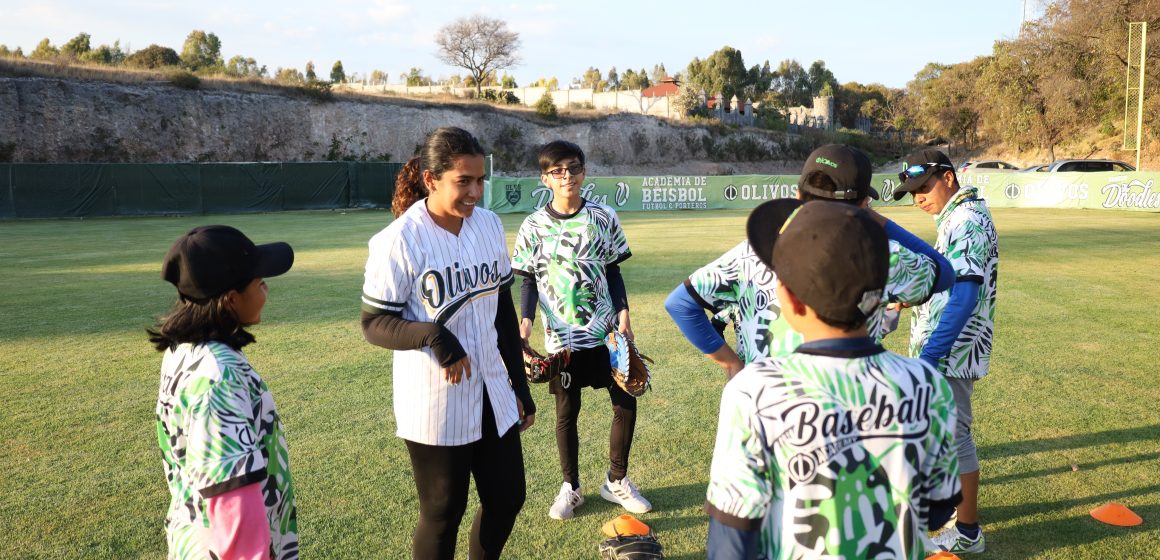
[1123,22,1147,170]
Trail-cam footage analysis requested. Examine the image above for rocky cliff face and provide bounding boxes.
[0,77,800,175]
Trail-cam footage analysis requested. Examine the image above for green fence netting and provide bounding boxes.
[0,161,403,219]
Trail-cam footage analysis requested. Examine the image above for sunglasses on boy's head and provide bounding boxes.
[546,163,585,179]
[898,162,953,183]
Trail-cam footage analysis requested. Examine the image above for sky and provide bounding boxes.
[0,0,1038,90]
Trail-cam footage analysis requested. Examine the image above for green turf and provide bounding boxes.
[1,207,1157,559]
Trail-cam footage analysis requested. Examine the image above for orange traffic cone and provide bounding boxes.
[601,514,652,538]
[926,552,961,560]
[1090,502,1144,527]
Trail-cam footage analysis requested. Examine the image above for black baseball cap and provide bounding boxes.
[162,225,294,301]
[799,144,878,201]
[746,199,888,324]
[893,148,956,200]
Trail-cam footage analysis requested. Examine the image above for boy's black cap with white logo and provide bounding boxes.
[746,199,888,324]
[893,148,956,200]
[799,144,878,200]
[162,225,294,301]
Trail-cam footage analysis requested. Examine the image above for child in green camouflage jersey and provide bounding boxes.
[149,225,297,560]
[666,144,952,379]
[512,140,652,520]
[705,200,961,560]
[893,148,1000,554]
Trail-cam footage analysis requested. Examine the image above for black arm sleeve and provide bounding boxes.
[607,263,628,312]
[519,274,539,322]
[360,311,466,367]
[495,287,535,415]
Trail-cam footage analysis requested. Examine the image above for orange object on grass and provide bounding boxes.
[1090,502,1144,527]
[601,514,652,538]
[926,552,960,560]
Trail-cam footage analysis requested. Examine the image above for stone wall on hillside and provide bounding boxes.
[0,77,797,175]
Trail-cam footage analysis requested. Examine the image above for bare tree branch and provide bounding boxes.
[434,15,521,97]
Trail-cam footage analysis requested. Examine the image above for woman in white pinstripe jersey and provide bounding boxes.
[360,127,535,560]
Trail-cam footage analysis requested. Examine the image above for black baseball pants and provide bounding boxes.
[404,392,526,560]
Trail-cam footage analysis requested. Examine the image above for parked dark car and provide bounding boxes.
[1043,159,1135,172]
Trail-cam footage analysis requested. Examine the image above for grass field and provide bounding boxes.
[1,206,1158,559]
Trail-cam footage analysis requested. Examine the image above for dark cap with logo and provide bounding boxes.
[162,225,294,301]
[799,144,878,201]
[893,148,956,200]
[746,199,888,324]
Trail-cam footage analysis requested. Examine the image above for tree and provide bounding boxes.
[673,84,709,118]
[685,46,748,101]
[29,38,59,60]
[180,30,222,72]
[806,60,837,98]
[60,33,92,59]
[834,81,890,129]
[650,63,668,84]
[500,72,517,88]
[742,60,774,102]
[331,60,345,83]
[274,67,305,84]
[621,68,650,90]
[82,40,126,65]
[434,15,521,97]
[305,61,317,81]
[606,66,620,90]
[770,59,811,108]
[579,67,604,91]
[532,76,559,89]
[405,67,431,86]
[124,44,180,68]
[370,69,388,85]
[226,56,263,78]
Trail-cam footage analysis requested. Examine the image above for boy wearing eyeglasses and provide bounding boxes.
[511,140,652,520]
[892,148,999,554]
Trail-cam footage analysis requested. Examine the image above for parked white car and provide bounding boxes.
[959,160,1020,173]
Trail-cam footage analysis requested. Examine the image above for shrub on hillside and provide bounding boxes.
[480,88,520,105]
[167,70,200,90]
[125,45,180,69]
[299,79,333,101]
[535,93,558,120]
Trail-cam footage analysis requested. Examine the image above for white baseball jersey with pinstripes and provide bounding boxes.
[362,201,518,446]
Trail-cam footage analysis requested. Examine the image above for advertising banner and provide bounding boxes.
[487,171,1160,214]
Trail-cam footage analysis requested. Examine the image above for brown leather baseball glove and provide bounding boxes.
[523,344,571,384]
[607,332,653,397]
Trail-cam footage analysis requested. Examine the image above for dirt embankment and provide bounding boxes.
[0,77,808,176]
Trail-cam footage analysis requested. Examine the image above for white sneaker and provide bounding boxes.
[599,475,652,514]
[548,482,584,520]
[930,524,986,554]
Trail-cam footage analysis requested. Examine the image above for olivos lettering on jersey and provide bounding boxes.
[419,259,506,323]
[775,384,934,484]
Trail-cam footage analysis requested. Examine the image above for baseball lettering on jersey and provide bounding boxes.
[418,259,504,321]
[707,348,960,559]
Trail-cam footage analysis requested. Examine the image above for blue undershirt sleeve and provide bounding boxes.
[664,285,726,355]
[707,517,760,560]
[885,220,954,295]
[920,278,981,369]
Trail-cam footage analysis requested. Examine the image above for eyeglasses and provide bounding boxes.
[898,162,953,183]
[546,163,585,179]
